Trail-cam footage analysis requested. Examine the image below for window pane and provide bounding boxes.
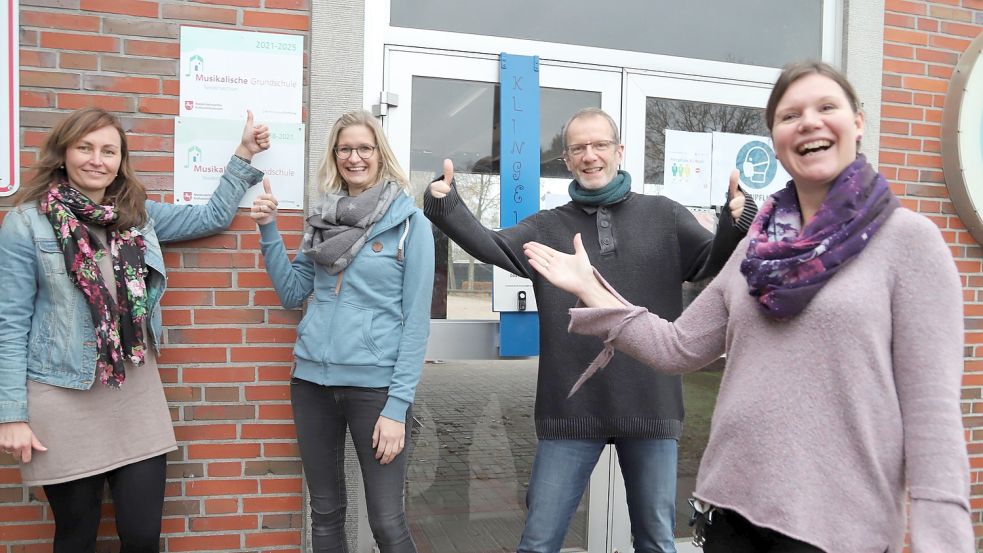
[392,0,823,68]
[645,97,769,184]
[408,76,598,319]
[407,359,589,552]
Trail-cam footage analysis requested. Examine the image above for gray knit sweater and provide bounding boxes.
[569,208,972,552]
[425,180,755,439]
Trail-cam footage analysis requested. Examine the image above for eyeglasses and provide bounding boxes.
[334,145,377,160]
[564,140,617,158]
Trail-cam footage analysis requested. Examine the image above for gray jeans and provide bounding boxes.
[291,378,416,553]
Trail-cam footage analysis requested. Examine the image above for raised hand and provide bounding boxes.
[429,158,454,198]
[372,416,405,465]
[235,109,271,161]
[525,234,622,308]
[0,421,47,464]
[525,233,594,297]
[727,169,746,221]
[250,178,279,226]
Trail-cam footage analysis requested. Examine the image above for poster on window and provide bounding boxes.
[662,130,713,207]
[179,26,303,123]
[710,132,791,207]
[0,1,19,197]
[173,117,305,210]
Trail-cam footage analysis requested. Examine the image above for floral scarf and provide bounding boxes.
[739,155,898,320]
[41,184,149,387]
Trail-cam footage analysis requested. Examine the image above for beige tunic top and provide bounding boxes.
[20,228,177,486]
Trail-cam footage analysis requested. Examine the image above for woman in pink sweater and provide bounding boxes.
[523,61,973,553]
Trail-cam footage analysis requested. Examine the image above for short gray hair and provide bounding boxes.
[561,107,620,148]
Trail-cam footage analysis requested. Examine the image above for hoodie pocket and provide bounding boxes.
[293,303,327,364]
[294,300,382,366]
[327,302,382,365]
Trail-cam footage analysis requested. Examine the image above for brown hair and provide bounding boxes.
[765,60,862,131]
[14,107,148,230]
[315,110,409,195]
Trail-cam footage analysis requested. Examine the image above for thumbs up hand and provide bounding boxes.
[251,178,279,226]
[727,169,746,222]
[429,159,455,199]
[236,109,271,161]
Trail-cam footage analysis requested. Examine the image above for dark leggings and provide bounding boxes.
[291,378,416,553]
[43,454,167,553]
[703,508,825,553]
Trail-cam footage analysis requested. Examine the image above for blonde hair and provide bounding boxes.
[315,110,409,194]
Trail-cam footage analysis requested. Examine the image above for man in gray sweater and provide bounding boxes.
[424,107,755,553]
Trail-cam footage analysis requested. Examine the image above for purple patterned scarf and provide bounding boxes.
[41,184,149,387]
[740,155,899,320]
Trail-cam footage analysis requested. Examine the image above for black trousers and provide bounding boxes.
[290,378,416,553]
[42,453,167,553]
[703,509,825,553]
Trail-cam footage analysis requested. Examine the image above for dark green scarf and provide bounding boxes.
[568,170,631,206]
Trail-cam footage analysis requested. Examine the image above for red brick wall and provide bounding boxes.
[2,1,311,551]
[879,0,983,549]
[4,0,983,551]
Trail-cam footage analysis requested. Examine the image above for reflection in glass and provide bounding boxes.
[409,76,599,320]
[645,97,768,184]
[643,97,765,537]
[676,363,723,538]
[406,359,587,552]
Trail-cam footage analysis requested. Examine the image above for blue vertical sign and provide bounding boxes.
[499,53,540,357]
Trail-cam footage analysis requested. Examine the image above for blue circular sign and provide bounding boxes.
[735,140,778,190]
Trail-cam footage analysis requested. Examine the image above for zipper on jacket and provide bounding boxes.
[334,270,344,297]
[396,219,410,262]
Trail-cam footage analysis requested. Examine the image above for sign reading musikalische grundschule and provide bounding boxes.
[0,1,18,198]
[175,26,305,209]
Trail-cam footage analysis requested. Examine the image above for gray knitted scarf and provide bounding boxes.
[301,180,399,274]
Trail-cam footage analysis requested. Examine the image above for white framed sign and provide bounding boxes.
[710,131,791,207]
[662,130,712,207]
[179,27,303,123]
[1,1,19,197]
[173,117,305,210]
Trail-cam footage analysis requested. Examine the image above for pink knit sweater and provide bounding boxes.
[569,208,972,553]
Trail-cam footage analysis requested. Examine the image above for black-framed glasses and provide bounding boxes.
[334,145,377,160]
[564,139,617,158]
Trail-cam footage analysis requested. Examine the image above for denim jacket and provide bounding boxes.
[0,156,263,422]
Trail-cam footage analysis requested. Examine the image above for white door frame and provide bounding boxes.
[382,46,624,552]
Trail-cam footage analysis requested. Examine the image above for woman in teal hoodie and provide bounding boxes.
[252,110,434,553]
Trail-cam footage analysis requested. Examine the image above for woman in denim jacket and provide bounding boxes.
[0,107,267,553]
[250,110,434,553]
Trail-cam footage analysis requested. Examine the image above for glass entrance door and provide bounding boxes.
[623,72,773,551]
[381,50,773,553]
[383,48,621,553]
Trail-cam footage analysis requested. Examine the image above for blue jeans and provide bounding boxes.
[291,378,416,553]
[517,438,678,553]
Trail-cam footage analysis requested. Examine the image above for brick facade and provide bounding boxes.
[879,1,983,548]
[3,1,311,551]
[2,1,982,552]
